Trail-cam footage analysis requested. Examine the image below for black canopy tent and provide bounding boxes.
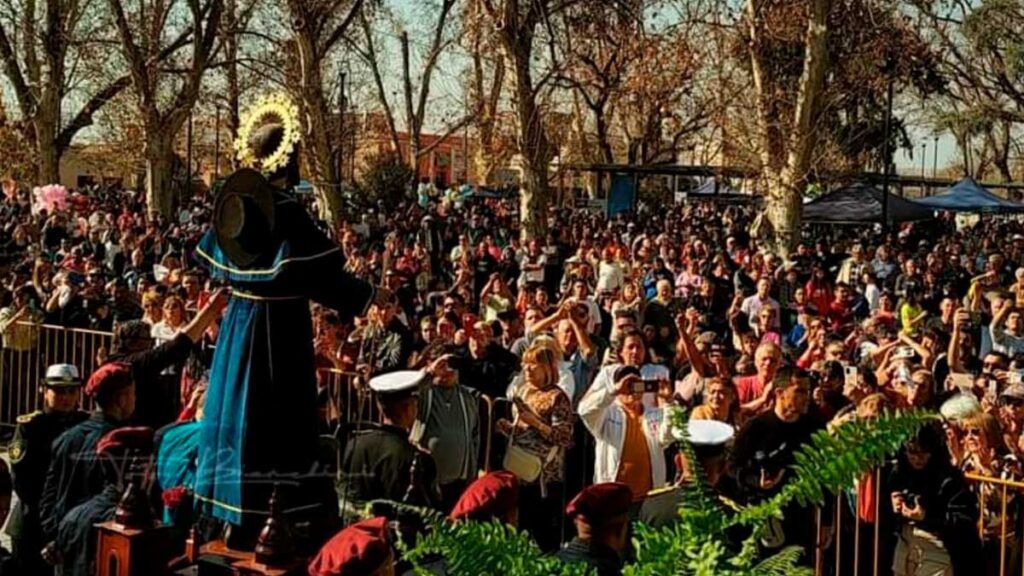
[802,182,934,224]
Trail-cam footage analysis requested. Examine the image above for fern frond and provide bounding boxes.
[405,515,594,576]
[749,546,814,576]
[735,409,935,528]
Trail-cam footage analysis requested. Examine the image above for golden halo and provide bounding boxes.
[235,93,302,177]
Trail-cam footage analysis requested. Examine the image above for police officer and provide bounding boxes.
[337,371,439,518]
[6,364,88,575]
[39,363,135,564]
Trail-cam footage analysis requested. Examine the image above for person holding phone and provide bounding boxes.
[495,344,573,552]
[578,329,675,511]
[889,424,979,576]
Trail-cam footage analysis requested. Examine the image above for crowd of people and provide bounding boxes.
[3,177,1024,576]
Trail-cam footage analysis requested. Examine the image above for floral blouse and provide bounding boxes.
[508,384,574,486]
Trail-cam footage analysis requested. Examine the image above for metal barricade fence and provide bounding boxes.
[814,469,1024,576]
[1,322,109,427]
[316,367,508,473]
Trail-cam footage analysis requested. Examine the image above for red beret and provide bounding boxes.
[308,517,390,576]
[449,471,519,522]
[85,363,132,397]
[566,483,633,526]
[96,426,154,456]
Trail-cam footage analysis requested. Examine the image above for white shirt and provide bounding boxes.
[864,283,881,313]
[741,294,780,330]
[577,364,674,487]
[596,261,624,294]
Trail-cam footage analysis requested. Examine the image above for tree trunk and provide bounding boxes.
[225,0,241,164]
[409,136,422,185]
[294,34,343,226]
[37,138,59,184]
[519,157,549,240]
[752,0,830,255]
[509,38,550,241]
[763,172,803,253]
[145,130,176,218]
[33,95,60,183]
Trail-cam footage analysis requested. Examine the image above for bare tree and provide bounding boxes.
[464,0,508,186]
[478,0,570,240]
[352,0,472,185]
[275,0,362,225]
[106,0,223,216]
[0,0,131,184]
[916,0,1024,181]
[747,0,831,252]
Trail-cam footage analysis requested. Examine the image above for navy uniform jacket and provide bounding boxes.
[338,423,439,512]
[55,485,119,576]
[7,409,88,544]
[38,412,119,542]
[553,538,623,576]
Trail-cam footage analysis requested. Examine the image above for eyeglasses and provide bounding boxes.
[964,428,982,438]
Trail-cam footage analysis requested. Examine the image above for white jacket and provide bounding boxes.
[577,364,674,488]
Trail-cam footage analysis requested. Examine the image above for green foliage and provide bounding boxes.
[403,510,593,576]
[406,408,934,576]
[357,151,414,209]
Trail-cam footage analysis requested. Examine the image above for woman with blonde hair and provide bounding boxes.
[510,334,576,402]
[497,343,574,552]
[141,289,164,326]
[151,295,189,344]
[690,377,740,427]
[959,412,1022,576]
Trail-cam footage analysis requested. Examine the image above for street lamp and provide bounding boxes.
[921,142,926,178]
[932,135,939,178]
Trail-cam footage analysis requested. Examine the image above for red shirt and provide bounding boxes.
[826,300,853,331]
[734,374,768,404]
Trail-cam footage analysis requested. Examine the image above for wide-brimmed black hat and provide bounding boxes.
[213,168,276,267]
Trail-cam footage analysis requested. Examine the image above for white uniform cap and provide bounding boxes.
[368,370,425,395]
[44,364,82,386]
[671,417,735,446]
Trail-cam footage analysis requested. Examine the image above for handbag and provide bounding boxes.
[503,419,545,483]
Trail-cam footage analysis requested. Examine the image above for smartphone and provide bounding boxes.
[988,379,999,402]
[844,365,858,388]
[1011,371,1023,386]
[631,379,661,394]
[949,373,974,393]
[894,346,915,360]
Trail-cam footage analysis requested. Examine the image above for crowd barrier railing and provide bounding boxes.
[316,367,511,473]
[1,321,109,427]
[812,469,1024,576]
[20,332,1024,576]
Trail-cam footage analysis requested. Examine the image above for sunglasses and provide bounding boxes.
[964,428,982,438]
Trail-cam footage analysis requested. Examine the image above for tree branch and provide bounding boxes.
[56,75,132,151]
